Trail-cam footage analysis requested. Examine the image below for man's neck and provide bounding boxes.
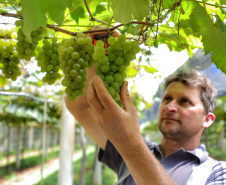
[160,137,201,158]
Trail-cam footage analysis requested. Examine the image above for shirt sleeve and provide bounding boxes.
[98,140,124,173]
[98,138,157,173]
[205,162,226,185]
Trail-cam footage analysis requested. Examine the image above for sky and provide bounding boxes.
[134,44,190,102]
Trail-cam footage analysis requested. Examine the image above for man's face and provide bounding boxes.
[158,81,207,141]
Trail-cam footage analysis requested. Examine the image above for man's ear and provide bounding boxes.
[202,113,215,128]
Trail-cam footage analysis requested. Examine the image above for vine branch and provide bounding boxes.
[158,0,183,22]
[83,0,107,24]
[1,13,155,36]
[188,0,226,8]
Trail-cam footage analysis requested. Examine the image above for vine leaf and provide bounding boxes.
[0,76,6,87]
[70,6,86,24]
[216,16,226,33]
[110,0,149,24]
[21,0,47,41]
[190,5,226,74]
[21,0,72,41]
[220,0,226,5]
[93,5,107,16]
[46,0,72,25]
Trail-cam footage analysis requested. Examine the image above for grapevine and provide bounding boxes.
[58,32,95,102]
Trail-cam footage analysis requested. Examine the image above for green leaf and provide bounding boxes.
[220,0,226,5]
[163,0,174,9]
[126,62,138,77]
[217,16,226,33]
[170,1,199,24]
[110,0,150,24]
[70,6,86,24]
[126,25,142,35]
[93,4,107,16]
[143,65,158,74]
[0,76,6,87]
[21,0,72,40]
[21,0,47,41]
[190,5,226,74]
[46,0,72,25]
[0,9,8,14]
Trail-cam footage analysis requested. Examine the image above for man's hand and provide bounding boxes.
[86,75,141,151]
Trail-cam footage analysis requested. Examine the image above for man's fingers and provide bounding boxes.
[119,81,135,112]
[86,78,105,114]
[93,75,119,111]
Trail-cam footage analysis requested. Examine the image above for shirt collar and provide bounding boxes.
[186,144,209,163]
[152,143,209,163]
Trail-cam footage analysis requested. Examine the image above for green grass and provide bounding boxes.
[0,150,60,177]
[34,149,117,185]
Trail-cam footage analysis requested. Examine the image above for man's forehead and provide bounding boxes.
[164,81,201,96]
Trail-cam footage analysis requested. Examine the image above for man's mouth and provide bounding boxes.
[162,118,179,122]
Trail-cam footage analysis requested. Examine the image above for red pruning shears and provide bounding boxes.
[92,30,114,48]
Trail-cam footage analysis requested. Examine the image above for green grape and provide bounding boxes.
[122,42,131,53]
[73,63,80,71]
[121,71,127,81]
[77,38,85,45]
[117,35,126,43]
[84,37,92,45]
[75,75,82,83]
[101,64,110,73]
[95,47,105,57]
[0,29,21,81]
[107,36,116,45]
[107,87,115,96]
[113,41,122,50]
[113,73,121,82]
[108,53,116,62]
[105,75,113,84]
[115,57,124,65]
[77,32,85,38]
[37,37,61,85]
[110,63,117,72]
[0,29,6,37]
[70,70,78,77]
[99,55,109,64]
[93,34,140,99]
[112,81,119,90]
[59,33,95,101]
[96,40,104,48]
[15,20,43,60]
[118,64,126,73]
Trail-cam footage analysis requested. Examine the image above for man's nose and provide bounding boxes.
[165,100,178,112]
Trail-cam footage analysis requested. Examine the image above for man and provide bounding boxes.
[64,29,226,184]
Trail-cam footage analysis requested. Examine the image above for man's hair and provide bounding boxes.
[163,70,217,114]
[86,25,120,37]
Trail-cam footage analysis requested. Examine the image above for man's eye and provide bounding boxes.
[164,97,171,101]
[181,99,190,104]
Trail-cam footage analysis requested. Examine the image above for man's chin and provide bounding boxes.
[159,126,182,139]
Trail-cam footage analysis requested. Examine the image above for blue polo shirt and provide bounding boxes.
[98,139,226,185]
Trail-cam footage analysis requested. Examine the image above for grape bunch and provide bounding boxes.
[93,34,140,99]
[0,28,21,81]
[58,32,95,102]
[37,37,61,85]
[15,19,43,61]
